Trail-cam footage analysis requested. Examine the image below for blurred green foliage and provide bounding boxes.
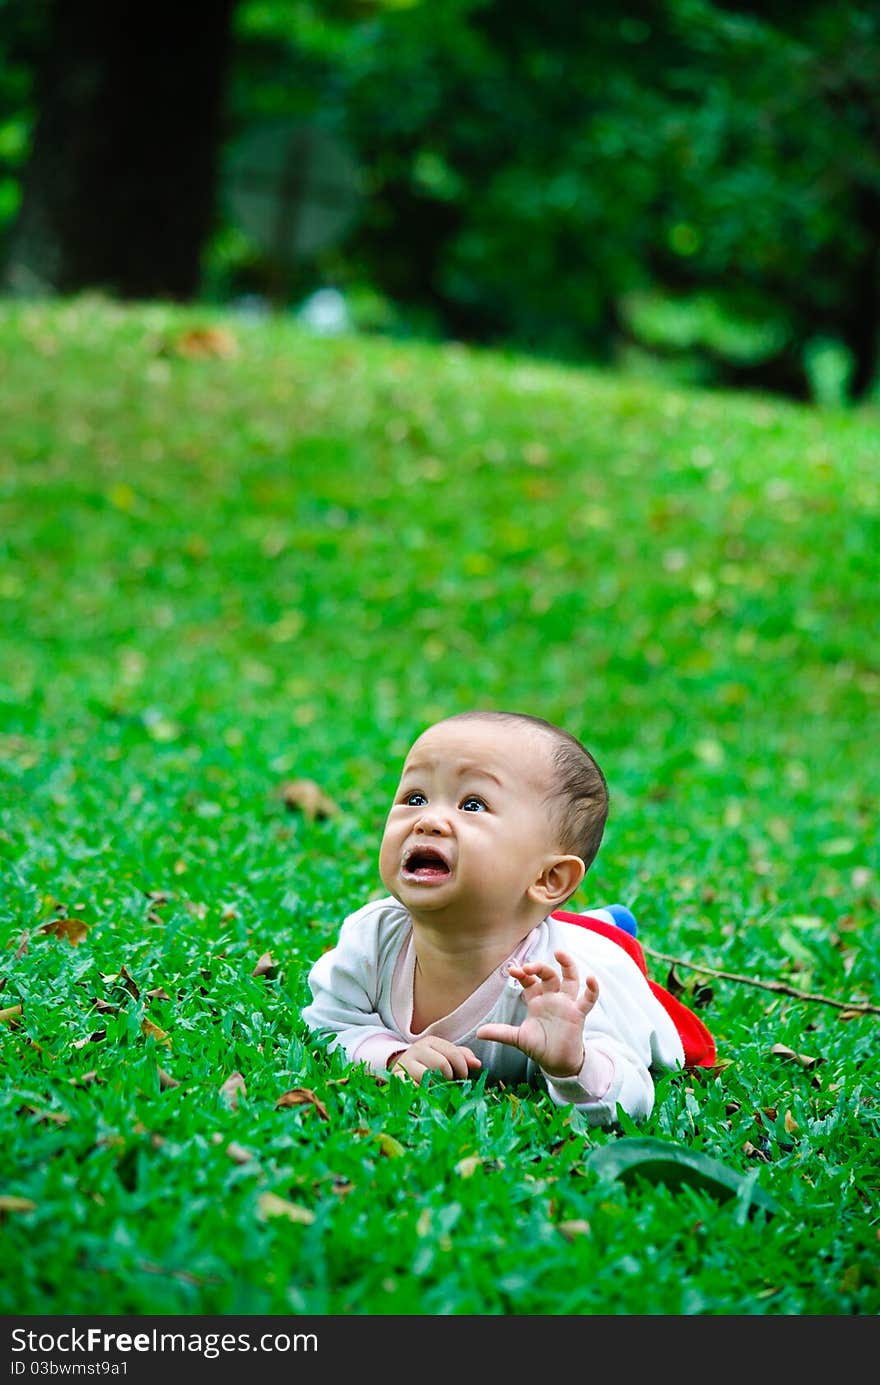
[2,0,879,400]
[0,0,41,225]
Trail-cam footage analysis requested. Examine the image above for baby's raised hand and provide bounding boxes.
[476,949,599,1078]
[388,1035,482,1084]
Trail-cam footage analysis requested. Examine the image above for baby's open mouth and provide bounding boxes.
[402,848,451,879]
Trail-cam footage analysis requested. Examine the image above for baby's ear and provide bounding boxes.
[528,855,585,908]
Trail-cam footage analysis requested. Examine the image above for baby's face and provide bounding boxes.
[378,719,562,921]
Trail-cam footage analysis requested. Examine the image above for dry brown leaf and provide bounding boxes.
[141,1018,171,1046]
[742,1140,771,1162]
[220,1071,247,1109]
[94,1133,124,1153]
[119,966,140,1000]
[275,1087,329,1120]
[226,1142,255,1165]
[69,1070,99,1088]
[769,1042,821,1069]
[137,1261,221,1287]
[374,1132,405,1159]
[665,965,687,999]
[256,1192,315,1225]
[13,933,29,960]
[72,1029,106,1049]
[557,1219,592,1241]
[91,997,119,1014]
[40,917,88,946]
[157,1067,180,1091]
[784,1110,799,1135]
[454,1156,482,1179]
[168,326,238,360]
[251,951,277,979]
[146,986,171,1002]
[524,442,549,467]
[279,779,339,821]
[0,1196,37,1214]
[0,732,32,754]
[0,1005,22,1026]
[17,1105,70,1127]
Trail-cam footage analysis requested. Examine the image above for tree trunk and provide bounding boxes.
[844,185,880,401]
[3,0,237,300]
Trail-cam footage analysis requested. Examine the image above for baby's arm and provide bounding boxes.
[480,942,684,1125]
[302,912,408,1073]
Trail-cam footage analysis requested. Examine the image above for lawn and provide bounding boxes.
[0,296,877,1316]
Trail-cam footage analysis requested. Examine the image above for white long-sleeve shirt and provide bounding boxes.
[302,896,685,1127]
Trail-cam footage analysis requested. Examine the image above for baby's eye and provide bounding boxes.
[403,791,428,806]
[460,795,488,812]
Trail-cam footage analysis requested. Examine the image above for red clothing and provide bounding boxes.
[551,911,716,1069]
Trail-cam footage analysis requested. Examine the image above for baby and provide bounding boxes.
[302,710,688,1126]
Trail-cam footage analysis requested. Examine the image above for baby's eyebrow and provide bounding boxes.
[457,765,503,787]
[399,761,430,778]
[399,760,503,788]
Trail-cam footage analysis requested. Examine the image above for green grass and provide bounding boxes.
[0,296,877,1315]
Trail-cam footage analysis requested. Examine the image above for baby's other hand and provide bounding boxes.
[388,1036,482,1083]
[476,949,598,1078]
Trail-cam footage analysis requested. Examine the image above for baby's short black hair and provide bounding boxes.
[441,709,609,871]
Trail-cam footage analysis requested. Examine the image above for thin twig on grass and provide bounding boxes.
[640,943,880,1015]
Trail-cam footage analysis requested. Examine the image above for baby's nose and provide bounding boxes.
[414,809,451,834]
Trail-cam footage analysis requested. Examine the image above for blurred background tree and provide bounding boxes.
[1,0,877,403]
[1,0,236,300]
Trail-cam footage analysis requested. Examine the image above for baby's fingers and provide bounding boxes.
[390,1060,422,1083]
[476,1022,523,1050]
[429,1054,455,1079]
[460,1047,483,1070]
[578,973,600,1014]
[554,949,582,996]
[516,960,561,991]
[506,965,540,991]
[446,1046,482,1079]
